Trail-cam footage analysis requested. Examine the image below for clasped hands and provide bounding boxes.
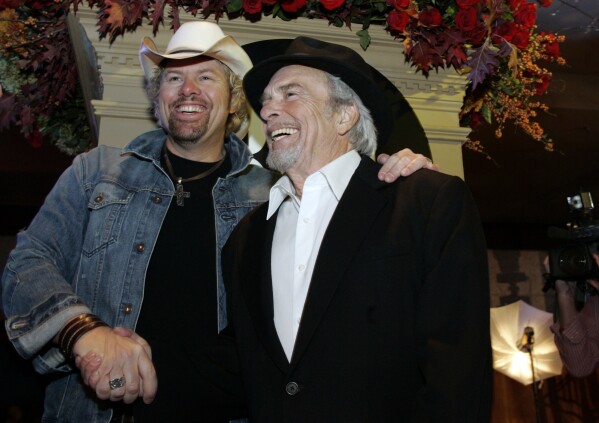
[67,148,435,406]
[72,326,157,405]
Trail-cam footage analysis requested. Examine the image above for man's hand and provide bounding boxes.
[73,326,156,405]
[377,149,439,182]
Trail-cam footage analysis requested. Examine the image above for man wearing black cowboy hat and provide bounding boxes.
[223,36,493,422]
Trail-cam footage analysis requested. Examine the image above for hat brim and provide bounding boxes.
[140,35,252,80]
[242,39,430,157]
[139,35,253,139]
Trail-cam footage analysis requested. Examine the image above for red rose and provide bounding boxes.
[320,0,344,10]
[262,0,277,4]
[456,0,481,9]
[543,40,560,57]
[507,0,524,11]
[535,74,551,95]
[514,2,537,27]
[243,0,262,14]
[511,26,530,49]
[419,8,443,27]
[466,26,487,46]
[280,0,306,12]
[387,10,411,32]
[537,0,552,6]
[386,0,410,10]
[455,7,478,32]
[493,21,516,43]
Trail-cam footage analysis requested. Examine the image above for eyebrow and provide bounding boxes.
[260,82,303,104]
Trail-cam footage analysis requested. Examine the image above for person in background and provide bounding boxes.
[550,253,599,377]
[223,36,492,422]
[1,22,435,422]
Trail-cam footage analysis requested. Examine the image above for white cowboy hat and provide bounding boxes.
[139,21,253,138]
[139,21,252,80]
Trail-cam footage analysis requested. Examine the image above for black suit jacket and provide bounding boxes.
[223,158,492,422]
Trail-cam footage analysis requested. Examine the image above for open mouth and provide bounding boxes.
[270,127,298,142]
[175,104,205,114]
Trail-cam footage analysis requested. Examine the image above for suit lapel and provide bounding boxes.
[240,207,290,372]
[290,158,389,366]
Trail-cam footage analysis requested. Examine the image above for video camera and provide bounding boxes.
[544,190,599,295]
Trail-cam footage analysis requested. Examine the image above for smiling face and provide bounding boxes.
[260,65,355,178]
[157,56,236,159]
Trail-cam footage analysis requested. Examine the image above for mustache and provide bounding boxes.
[172,96,204,107]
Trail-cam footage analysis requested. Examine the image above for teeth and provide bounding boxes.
[271,128,298,141]
[177,105,203,113]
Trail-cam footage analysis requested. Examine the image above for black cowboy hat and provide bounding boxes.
[242,37,430,158]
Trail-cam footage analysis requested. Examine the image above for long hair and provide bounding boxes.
[324,73,378,157]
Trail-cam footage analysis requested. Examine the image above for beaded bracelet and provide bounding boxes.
[57,313,109,359]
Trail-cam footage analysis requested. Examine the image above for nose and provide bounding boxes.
[179,77,200,97]
[260,100,279,122]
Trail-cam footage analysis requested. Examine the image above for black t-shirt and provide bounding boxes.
[132,150,246,422]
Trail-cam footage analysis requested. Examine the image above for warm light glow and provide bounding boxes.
[490,300,563,386]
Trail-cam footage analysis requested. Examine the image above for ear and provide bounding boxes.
[337,102,359,136]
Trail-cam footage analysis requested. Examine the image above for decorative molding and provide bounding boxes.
[75,8,468,177]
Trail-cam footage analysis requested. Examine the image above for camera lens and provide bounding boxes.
[558,245,590,277]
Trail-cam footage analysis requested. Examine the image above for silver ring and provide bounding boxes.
[108,376,126,390]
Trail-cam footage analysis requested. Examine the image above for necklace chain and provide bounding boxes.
[163,147,226,206]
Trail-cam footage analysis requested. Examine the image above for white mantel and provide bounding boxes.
[74,9,469,178]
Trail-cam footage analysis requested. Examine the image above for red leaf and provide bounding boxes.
[41,43,59,64]
[99,0,147,41]
[406,38,443,76]
[446,44,469,69]
[150,0,167,34]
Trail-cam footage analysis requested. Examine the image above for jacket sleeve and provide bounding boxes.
[413,175,493,422]
[2,154,93,373]
[551,296,599,377]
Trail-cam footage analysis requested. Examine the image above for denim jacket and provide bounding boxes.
[1,129,278,422]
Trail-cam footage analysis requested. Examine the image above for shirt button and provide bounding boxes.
[136,243,145,253]
[298,264,305,271]
[303,217,310,223]
[94,193,104,203]
[285,382,300,396]
[151,196,162,204]
[122,304,133,314]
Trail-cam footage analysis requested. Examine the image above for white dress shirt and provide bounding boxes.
[267,150,361,361]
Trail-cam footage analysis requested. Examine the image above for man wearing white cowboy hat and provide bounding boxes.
[223,36,492,422]
[1,22,435,422]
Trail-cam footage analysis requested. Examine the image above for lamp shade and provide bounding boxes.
[490,300,563,385]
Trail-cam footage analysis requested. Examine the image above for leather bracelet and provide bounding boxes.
[57,313,109,359]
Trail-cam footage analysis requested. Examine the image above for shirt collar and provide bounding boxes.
[266,150,361,219]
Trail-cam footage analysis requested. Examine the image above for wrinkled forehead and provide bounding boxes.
[269,64,328,83]
[264,65,329,96]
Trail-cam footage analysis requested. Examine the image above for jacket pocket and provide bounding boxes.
[82,182,133,257]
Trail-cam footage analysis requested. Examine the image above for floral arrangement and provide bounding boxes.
[0,1,90,154]
[0,0,564,155]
